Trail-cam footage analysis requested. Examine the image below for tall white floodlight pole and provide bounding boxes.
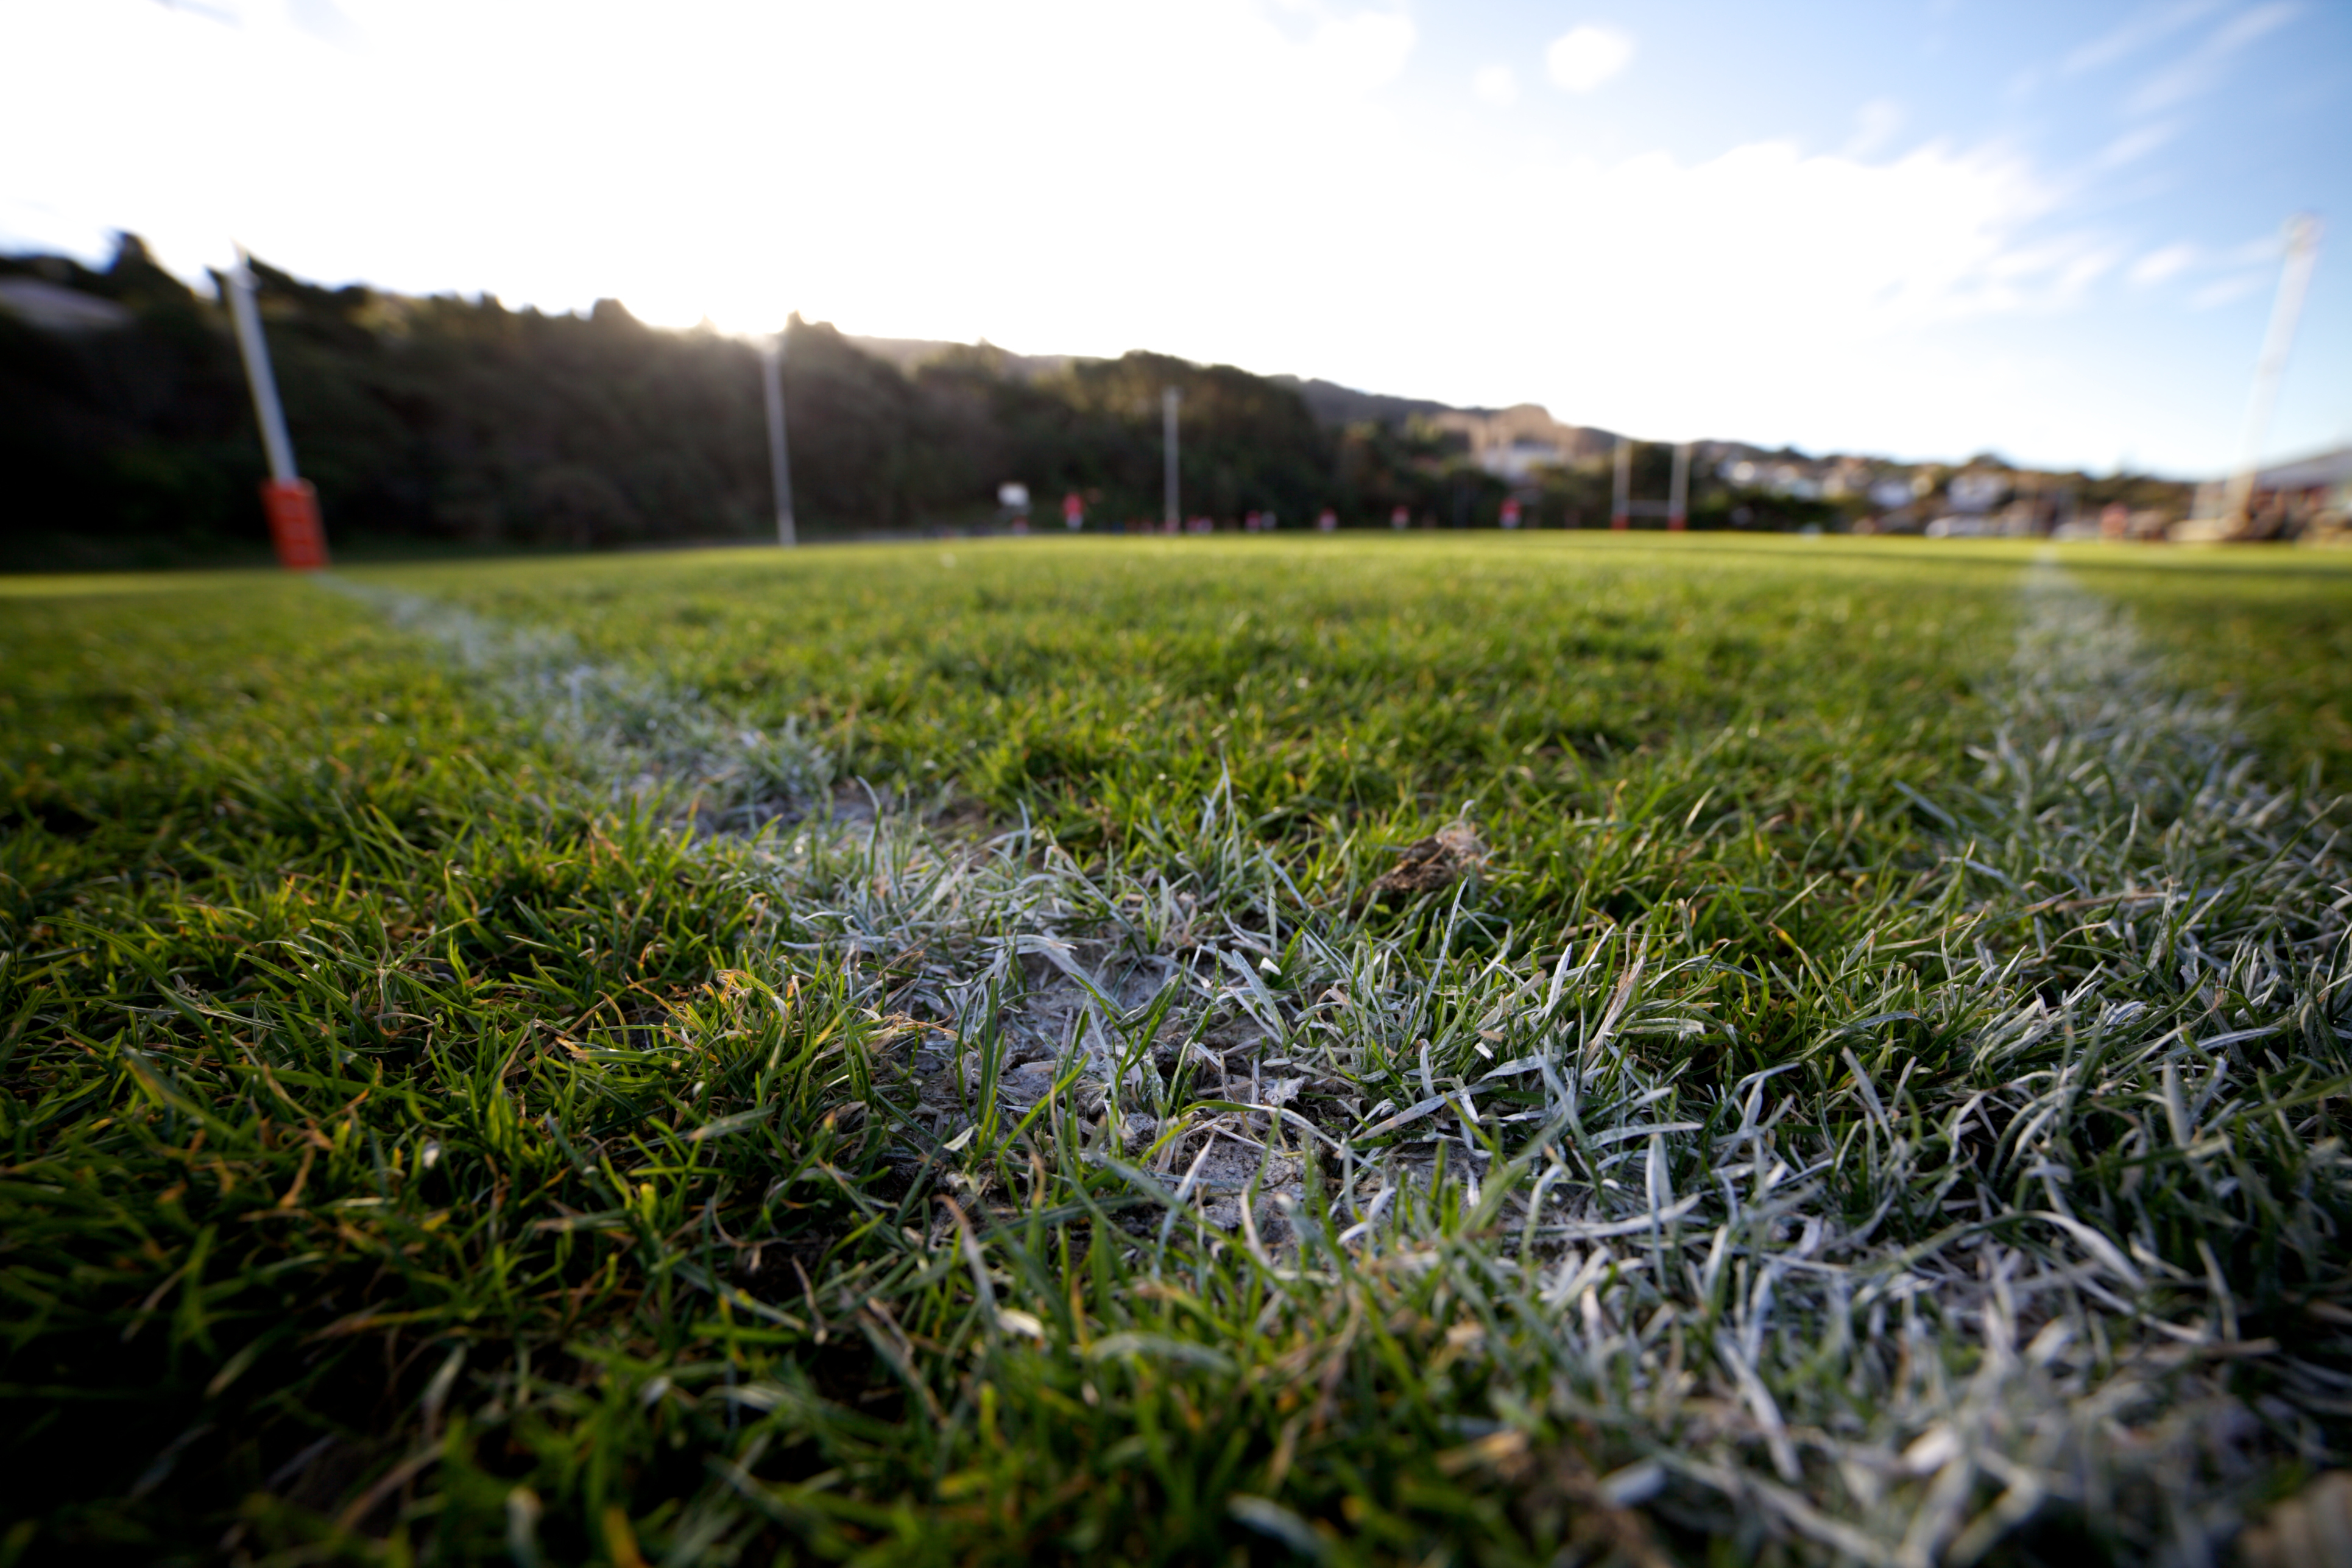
[1667,442,1692,531]
[1611,437,1632,530]
[759,334,797,546]
[227,254,295,485]
[2223,213,2323,532]
[1162,386,1181,530]
[225,248,327,568]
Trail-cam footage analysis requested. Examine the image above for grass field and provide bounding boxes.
[4,534,2351,1566]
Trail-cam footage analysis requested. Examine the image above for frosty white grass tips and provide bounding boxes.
[360,563,2351,1563]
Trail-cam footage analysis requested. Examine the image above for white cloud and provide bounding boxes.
[2057,247,2124,296]
[2092,121,2177,168]
[1545,25,1634,93]
[0,0,1434,330]
[287,0,364,50]
[1365,138,2082,451]
[2061,0,2225,75]
[2211,3,2301,49]
[2128,242,2198,284]
[2126,2,2298,114]
[1304,9,1416,93]
[0,0,2281,470]
[1844,99,1904,158]
[1472,65,1517,106]
[2191,272,2272,309]
[2222,231,2286,266]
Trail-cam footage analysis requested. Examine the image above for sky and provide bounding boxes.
[3,0,2346,475]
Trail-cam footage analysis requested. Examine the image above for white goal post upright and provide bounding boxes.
[1163,386,1181,530]
[226,253,296,487]
[225,247,328,570]
[760,333,797,546]
[2224,213,2322,532]
[1609,436,1696,532]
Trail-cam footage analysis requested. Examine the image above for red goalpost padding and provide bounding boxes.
[261,478,329,570]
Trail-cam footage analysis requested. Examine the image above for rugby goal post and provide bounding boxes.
[1611,437,1693,531]
[225,249,328,570]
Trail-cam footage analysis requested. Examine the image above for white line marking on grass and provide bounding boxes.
[333,566,2347,1561]
[320,576,834,828]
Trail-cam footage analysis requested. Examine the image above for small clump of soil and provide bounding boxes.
[1368,822,1486,902]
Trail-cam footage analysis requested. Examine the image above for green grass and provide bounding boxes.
[4,534,2351,1566]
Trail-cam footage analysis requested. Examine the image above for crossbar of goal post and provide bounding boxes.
[1610,438,1695,531]
[224,248,328,570]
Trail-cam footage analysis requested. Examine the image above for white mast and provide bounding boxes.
[225,247,328,568]
[225,249,296,485]
[2223,213,2322,533]
[1162,386,1181,529]
[760,333,797,546]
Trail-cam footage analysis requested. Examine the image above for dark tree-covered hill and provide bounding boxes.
[12,235,2104,569]
[4,238,1478,568]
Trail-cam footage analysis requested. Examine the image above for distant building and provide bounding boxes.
[1718,455,1829,500]
[2252,445,2352,540]
[2170,445,2351,542]
[1425,404,1607,480]
[1946,470,2008,514]
[1993,500,2046,537]
[1480,439,1566,481]
[1924,514,1995,539]
[1820,456,1873,498]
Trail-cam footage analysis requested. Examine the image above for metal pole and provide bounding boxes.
[225,251,296,484]
[2224,213,2322,532]
[1162,386,1181,530]
[760,334,797,546]
[225,249,329,569]
[1667,442,1691,531]
[1611,437,1632,530]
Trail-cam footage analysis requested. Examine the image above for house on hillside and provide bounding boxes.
[1718,457,1825,499]
[2170,445,2352,542]
[1946,470,2008,514]
[1426,404,1607,480]
[1820,456,1874,499]
[1480,436,1568,482]
[2255,445,2352,540]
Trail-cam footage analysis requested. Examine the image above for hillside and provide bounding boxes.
[1,237,2186,567]
[0,240,1468,566]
